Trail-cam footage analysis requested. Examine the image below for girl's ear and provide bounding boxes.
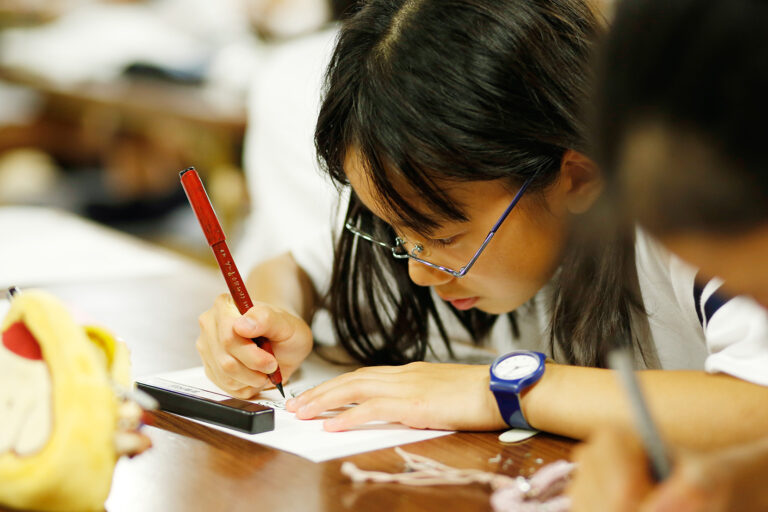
[560,150,603,214]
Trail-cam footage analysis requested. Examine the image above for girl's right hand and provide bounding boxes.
[195,293,313,398]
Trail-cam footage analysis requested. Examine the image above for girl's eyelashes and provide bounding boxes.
[391,225,461,248]
[427,236,457,248]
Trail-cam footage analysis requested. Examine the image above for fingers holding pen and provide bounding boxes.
[229,341,278,374]
[201,359,260,399]
[198,298,272,395]
[197,334,267,397]
[233,304,297,345]
[199,293,314,396]
[233,301,314,378]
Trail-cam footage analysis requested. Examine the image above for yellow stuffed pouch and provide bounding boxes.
[0,289,150,512]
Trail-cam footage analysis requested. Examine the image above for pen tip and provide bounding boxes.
[275,383,285,398]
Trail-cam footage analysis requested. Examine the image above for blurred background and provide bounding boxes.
[0,0,352,263]
[0,0,613,269]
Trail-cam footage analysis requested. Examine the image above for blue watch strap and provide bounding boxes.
[489,350,545,430]
[493,390,532,430]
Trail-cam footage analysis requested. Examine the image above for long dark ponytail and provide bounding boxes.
[315,0,656,368]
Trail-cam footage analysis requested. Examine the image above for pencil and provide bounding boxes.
[607,344,671,481]
[180,167,285,397]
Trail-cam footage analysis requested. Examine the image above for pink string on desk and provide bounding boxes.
[341,447,575,512]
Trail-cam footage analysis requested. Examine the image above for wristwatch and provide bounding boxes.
[489,350,546,429]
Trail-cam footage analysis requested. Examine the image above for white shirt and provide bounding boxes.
[291,221,768,386]
[235,26,340,271]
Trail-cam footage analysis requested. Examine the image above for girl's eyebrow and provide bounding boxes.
[390,219,458,240]
[359,192,460,237]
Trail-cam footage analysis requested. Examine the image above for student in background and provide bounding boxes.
[195,0,768,448]
[236,0,359,270]
[234,26,340,270]
[568,0,768,510]
[234,0,361,348]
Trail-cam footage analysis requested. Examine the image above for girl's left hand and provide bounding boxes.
[285,362,507,431]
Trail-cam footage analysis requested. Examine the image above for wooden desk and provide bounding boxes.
[1,207,575,512]
[0,66,247,230]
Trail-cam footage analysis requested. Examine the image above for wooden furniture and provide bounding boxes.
[0,64,248,232]
[0,207,576,512]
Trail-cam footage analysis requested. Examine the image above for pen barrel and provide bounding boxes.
[181,167,283,388]
[608,348,671,481]
[180,168,226,246]
[211,242,254,314]
[211,242,283,386]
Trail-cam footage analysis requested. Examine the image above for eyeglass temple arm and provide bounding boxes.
[455,173,537,277]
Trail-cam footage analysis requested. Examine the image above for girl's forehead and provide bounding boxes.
[344,148,512,232]
[344,151,419,226]
[343,148,471,227]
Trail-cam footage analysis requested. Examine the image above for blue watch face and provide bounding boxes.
[494,353,540,380]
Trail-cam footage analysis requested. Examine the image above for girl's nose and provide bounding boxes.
[407,258,454,287]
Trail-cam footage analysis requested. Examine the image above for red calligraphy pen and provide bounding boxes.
[180,167,285,397]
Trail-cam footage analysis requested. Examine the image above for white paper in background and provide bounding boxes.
[0,2,210,86]
[0,207,183,288]
[137,354,454,463]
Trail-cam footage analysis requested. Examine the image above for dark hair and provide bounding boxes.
[316,0,655,368]
[330,0,361,20]
[597,0,768,236]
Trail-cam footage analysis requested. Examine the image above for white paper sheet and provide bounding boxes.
[137,355,454,462]
[0,207,183,288]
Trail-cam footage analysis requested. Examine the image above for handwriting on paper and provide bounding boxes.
[250,384,314,410]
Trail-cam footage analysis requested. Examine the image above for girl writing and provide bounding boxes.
[196,0,768,448]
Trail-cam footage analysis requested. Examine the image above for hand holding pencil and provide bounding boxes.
[195,293,313,399]
[181,167,312,398]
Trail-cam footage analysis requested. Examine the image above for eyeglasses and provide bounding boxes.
[345,172,537,278]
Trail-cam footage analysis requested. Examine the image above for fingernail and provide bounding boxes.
[234,316,258,333]
[266,361,278,374]
[285,398,297,410]
[324,418,341,431]
[297,404,313,418]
